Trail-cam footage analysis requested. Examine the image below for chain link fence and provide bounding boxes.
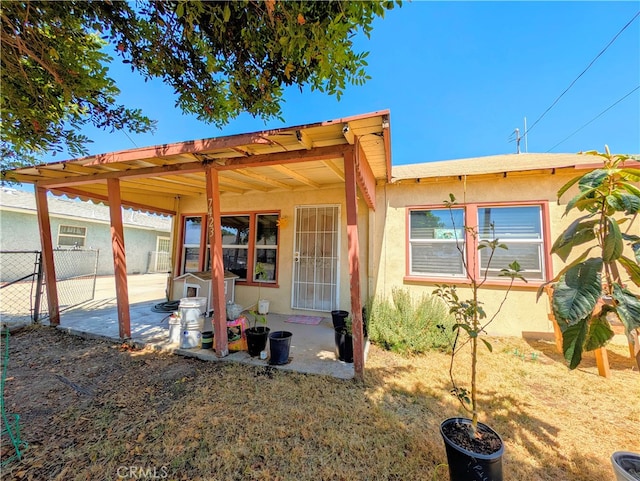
[0,249,99,325]
[0,251,43,325]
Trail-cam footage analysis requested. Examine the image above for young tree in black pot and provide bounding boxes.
[245,263,271,357]
[433,194,525,481]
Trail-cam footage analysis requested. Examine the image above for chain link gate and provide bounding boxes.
[0,249,99,325]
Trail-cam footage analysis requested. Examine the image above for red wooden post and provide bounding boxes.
[344,147,365,380]
[205,165,229,357]
[107,178,131,339]
[34,186,60,325]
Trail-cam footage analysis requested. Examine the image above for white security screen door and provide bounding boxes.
[155,236,171,272]
[292,205,340,311]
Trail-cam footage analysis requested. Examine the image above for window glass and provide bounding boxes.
[254,214,278,282]
[58,225,86,248]
[221,216,250,246]
[184,217,202,245]
[478,206,544,280]
[409,209,465,277]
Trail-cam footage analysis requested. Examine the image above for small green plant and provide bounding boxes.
[368,287,455,354]
[538,147,640,369]
[433,193,525,436]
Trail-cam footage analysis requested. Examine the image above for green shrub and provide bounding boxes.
[368,287,455,355]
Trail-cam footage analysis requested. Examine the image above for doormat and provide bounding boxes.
[285,315,324,325]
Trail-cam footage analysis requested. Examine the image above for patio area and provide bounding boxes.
[47,273,356,379]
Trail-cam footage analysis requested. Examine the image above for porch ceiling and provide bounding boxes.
[4,110,391,215]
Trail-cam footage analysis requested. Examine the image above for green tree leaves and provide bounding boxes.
[547,147,640,370]
[1,1,399,170]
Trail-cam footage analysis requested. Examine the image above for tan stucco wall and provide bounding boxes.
[372,167,611,338]
[173,185,370,317]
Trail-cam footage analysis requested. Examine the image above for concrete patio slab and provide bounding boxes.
[47,274,355,379]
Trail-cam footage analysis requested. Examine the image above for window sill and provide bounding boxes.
[403,275,544,290]
[237,281,280,289]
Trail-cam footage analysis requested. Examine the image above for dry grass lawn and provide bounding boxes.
[2,325,638,480]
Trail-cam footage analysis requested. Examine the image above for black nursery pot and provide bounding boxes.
[331,310,349,330]
[245,326,270,357]
[268,331,292,365]
[334,330,354,363]
[440,417,504,481]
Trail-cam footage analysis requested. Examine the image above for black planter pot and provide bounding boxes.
[440,417,504,481]
[245,326,270,357]
[268,331,292,365]
[334,329,354,363]
[331,310,349,330]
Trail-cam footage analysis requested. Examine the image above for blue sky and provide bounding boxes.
[51,1,640,166]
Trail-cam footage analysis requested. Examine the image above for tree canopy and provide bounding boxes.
[0,0,398,172]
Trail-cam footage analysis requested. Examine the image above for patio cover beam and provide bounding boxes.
[34,187,60,326]
[344,146,365,380]
[355,137,376,211]
[107,178,131,339]
[205,165,229,357]
[49,187,176,216]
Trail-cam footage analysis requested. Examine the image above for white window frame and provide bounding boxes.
[57,224,87,248]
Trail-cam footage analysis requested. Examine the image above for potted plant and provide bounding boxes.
[245,309,269,357]
[255,262,270,315]
[433,193,525,481]
[539,147,640,370]
[334,315,354,363]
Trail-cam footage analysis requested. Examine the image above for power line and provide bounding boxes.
[545,85,640,152]
[524,10,640,138]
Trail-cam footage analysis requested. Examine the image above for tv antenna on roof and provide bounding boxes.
[508,118,529,154]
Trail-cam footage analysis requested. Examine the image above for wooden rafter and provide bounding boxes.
[235,168,292,190]
[271,165,320,188]
[322,159,345,181]
[50,187,176,215]
[355,137,376,210]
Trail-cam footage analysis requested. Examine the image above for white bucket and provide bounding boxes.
[179,297,206,349]
[179,297,207,322]
[180,320,202,349]
[168,314,181,344]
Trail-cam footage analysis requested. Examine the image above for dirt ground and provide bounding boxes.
[1,325,639,481]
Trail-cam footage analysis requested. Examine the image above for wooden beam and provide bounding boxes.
[271,165,320,188]
[342,122,355,144]
[235,168,292,190]
[50,187,177,215]
[37,161,206,189]
[213,144,347,170]
[36,145,348,189]
[34,187,60,326]
[382,114,392,183]
[343,147,365,381]
[296,130,314,150]
[355,137,376,210]
[107,178,131,339]
[205,166,229,357]
[218,174,269,192]
[323,159,345,181]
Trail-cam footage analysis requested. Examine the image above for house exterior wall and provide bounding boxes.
[0,209,170,276]
[372,167,599,338]
[173,185,370,317]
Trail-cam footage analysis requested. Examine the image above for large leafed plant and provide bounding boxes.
[540,147,640,369]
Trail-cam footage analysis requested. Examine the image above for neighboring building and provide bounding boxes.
[0,188,172,276]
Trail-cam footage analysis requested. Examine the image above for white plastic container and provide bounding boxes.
[168,313,181,344]
[179,297,206,349]
[181,320,203,349]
